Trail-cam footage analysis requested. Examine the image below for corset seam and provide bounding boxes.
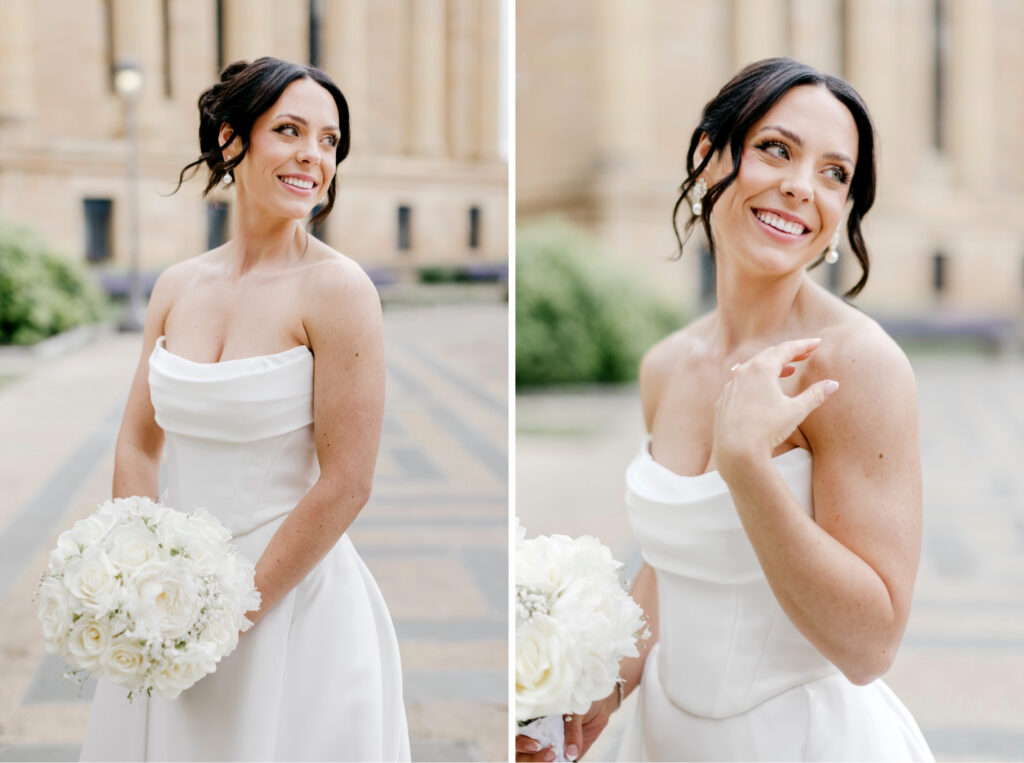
[744,602,780,706]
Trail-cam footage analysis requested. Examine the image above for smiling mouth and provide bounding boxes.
[278,175,317,191]
[752,209,810,237]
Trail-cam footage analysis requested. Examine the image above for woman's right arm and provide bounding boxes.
[112,267,182,500]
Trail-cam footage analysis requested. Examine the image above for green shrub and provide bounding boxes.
[516,219,684,387]
[0,221,108,345]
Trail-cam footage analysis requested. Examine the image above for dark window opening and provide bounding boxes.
[468,206,481,250]
[84,198,114,263]
[397,206,411,251]
[215,0,225,73]
[308,0,324,68]
[932,251,947,294]
[207,201,229,250]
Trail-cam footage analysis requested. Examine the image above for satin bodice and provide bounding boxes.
[148,336,319,538]
[625,438,838,719]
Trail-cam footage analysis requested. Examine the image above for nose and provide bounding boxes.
[779,163,813,203]
[296,136,321,166]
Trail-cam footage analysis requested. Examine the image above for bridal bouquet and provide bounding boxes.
[37,496,261,700]
[516,519,647,760]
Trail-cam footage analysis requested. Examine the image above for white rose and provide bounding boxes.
[37,577,74,648]
[69,511,117,548]
[107,525,160,572]
[515,614,584,721]
[65,617,111,669]
[63,546,119,614]
[50,529,82,569]
[200,608,240,657]
[128,561,200,637]
[185,537,228,577]
[152,643,216,699]
[188,508,232,545]
[100,637,148,688]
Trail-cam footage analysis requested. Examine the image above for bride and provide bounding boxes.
[80,57,410,761]
[517,58,933,762]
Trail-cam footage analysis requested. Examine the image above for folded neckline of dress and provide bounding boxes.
[154,335,312,366]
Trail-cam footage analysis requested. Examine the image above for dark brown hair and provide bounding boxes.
[175,57,350,230]
[672,57,877,298]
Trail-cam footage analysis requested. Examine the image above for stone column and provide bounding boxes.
[788,0,842,75]
[222,0,274,65]
[111,0,163,126]
[594,0,655,168]
[410,0,446,157]
[476,0,502,160]
[948,0,995,189]
[0,0,33,122]
[844,0,902,194]
[323,0,370,149]
[732,0,788,69]
[447,0,477,159]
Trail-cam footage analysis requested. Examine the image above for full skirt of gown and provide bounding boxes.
[79,337,410,761]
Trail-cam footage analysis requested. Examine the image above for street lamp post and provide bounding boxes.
[114,59,145,332]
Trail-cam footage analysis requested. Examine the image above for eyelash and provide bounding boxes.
[753,139,850,185]
[275,124,338,148]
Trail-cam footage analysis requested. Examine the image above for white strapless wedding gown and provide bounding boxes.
[617,438,932,762]
[80,337,410,762]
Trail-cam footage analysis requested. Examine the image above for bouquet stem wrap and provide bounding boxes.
[519,715,569,762]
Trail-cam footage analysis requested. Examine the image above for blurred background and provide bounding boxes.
[0,1,508,761]
[516,1,1024,761]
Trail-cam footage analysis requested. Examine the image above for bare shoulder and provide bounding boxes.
[802,304,918,448]
[639,313,712,428]
[300,243,382,342]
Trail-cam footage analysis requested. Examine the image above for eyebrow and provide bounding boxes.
[274,113,341,132]
[756,124,854,166]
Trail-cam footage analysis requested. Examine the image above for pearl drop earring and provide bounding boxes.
[691,177,707,216]
[825,230,840,263]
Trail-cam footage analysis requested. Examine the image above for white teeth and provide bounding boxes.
[755,210,806,235]
[281,177,314,189]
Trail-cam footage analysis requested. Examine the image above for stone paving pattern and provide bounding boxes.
[0,302,508,762]
[517,351,1024,762]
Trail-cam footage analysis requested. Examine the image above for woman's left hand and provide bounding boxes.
[712,337,838,477]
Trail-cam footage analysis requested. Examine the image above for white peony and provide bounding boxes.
[69,510,117,548]
[201,608,240,656]
[516,614,585,721]
[152,643,217,699]
[128,561,200,638]
[106,525,160,572]
[62,546,119,613]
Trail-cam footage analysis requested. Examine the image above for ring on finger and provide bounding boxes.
[730,363,741,372]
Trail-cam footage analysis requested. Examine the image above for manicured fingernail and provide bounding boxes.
[825,380,839,394]
[543,751,556,762]
[524,739,541,752]
[566,744,580,759]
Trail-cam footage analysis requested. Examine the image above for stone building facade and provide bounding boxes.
[517,0,1024,320]
[0,0,507,280]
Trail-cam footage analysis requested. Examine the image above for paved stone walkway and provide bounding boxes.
[0,302,508,762]
[517,350,1024,762]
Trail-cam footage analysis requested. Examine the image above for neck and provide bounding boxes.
[711,255,809,352]
[228,190,308,275]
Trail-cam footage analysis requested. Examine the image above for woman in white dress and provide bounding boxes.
[80,57,410,761]
[517,58,933,762]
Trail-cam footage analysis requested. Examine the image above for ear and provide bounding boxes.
[218,123,236,158]
[692,133,713,170]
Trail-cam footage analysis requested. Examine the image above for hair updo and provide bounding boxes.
[672,57,877,298]
[175,56,351,230]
